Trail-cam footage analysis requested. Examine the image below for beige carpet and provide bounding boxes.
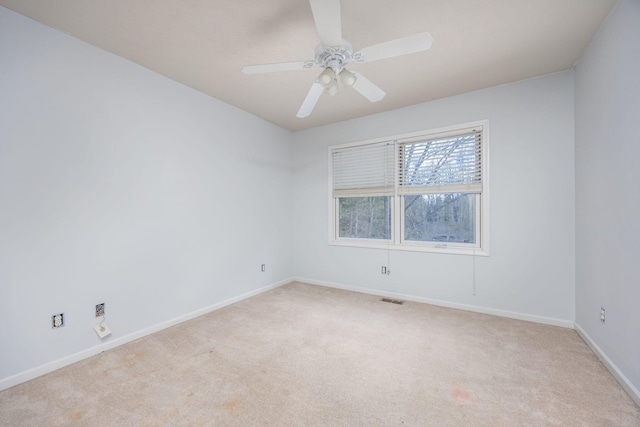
[1,282,639,426]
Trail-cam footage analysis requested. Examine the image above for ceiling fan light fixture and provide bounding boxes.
[318,68,334,86]
[339,69,356,86]
[326,79,339,95]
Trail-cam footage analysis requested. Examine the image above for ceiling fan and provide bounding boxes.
[241,0,433,118]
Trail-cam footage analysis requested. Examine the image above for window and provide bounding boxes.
[329,121,489,255]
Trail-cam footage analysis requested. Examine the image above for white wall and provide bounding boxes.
[292,71,576,324]
[574,0,640,397]
[0,7,293,386]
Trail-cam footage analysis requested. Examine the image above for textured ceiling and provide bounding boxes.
[0,0,615,131]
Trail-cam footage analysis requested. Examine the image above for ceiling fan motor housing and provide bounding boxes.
[315,40,355,71]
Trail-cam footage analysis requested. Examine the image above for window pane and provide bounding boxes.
[400,131,481,189]
[404,193,476,243]
[339,197,391,239]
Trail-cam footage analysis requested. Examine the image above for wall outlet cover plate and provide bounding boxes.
[94,323,112,339]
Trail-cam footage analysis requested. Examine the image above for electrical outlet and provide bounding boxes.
[381,266,387,274]
[600,307,606,323]
[261,264,266,272]
[52,313,64,329]
[96,303,105,317]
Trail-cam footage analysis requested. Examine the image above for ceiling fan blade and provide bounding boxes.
[357,32,433,63]
[351,72,386,102]
[309,0,342,47]
[242,61,311,74]
[297,82,325,118]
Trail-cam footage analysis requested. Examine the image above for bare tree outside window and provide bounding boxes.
[338,197,391,239]
[404,193,475,243]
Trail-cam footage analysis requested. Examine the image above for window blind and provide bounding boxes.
[398,128,482,195]
[332,143,395,197]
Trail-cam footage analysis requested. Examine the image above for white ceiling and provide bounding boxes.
[0,0,615,131]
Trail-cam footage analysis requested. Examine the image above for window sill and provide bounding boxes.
[329,239,489,256]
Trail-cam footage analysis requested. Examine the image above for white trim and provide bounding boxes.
[0,278,291,392]
[575,323,640,408]
[294,277,573,328]
[329,121,488,151]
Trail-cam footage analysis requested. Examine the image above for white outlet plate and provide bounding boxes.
[94,323,112,339]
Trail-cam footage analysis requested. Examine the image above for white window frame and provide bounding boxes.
[328,120,490,256]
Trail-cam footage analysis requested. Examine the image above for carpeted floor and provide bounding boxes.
[1,282,639,426]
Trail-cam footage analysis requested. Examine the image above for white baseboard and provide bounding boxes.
[8,275,637,411]
[293,277,574,328]
[0,278,291,392]
[575,323,640,408]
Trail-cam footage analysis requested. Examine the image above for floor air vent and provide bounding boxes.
[381,298,405,305]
